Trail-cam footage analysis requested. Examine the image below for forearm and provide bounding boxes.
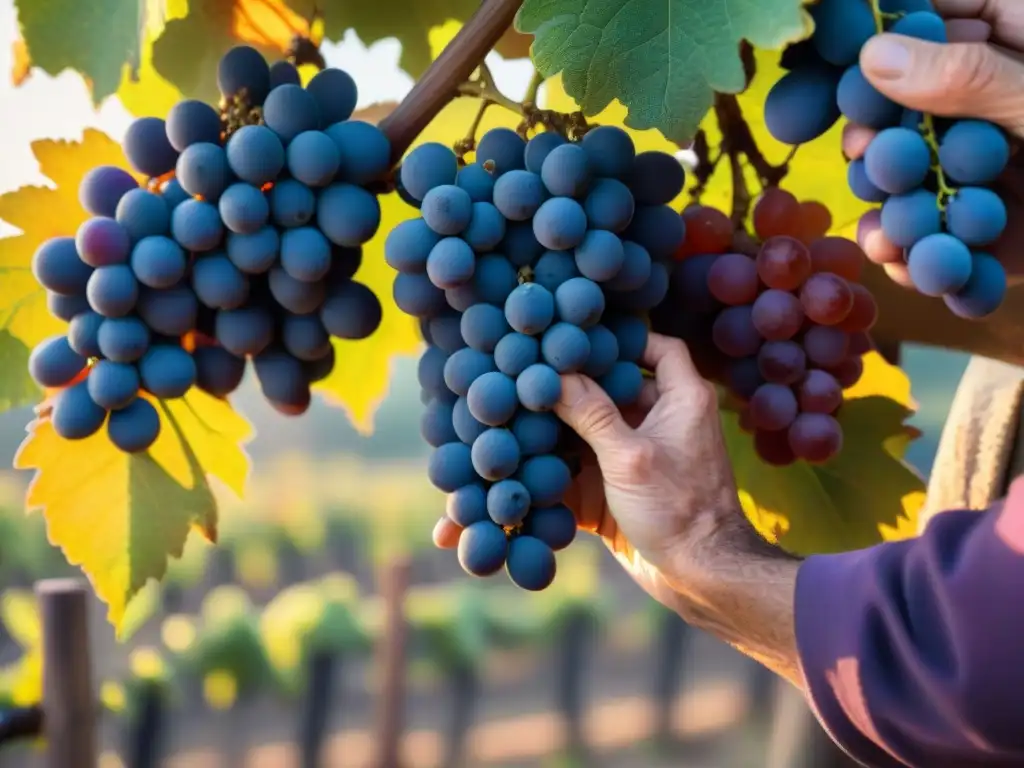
[664,515,805,688]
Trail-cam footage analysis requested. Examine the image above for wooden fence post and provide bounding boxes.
[374,557,412,768]
[37,578,97,768]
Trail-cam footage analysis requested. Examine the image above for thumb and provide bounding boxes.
[554,374,632,454]
[860,34,1024,137]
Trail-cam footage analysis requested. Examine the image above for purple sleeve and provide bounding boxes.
[795,478,1024,768]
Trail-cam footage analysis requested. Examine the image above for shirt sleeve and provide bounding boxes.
[794,476,1024,768]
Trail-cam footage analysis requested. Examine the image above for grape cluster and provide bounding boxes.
[764,0,1009,318]
[654,190,878,467]
[388,126,684,590]
[28,46,389,453]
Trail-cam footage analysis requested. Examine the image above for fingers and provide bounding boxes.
[554,373,633,453]
[432,516,461,549]
[884,262,917,290]
[860,35,1024,138]
[640,333,702,394]
[857,209,905,265]
[935,0,1024,49]
[842,123,876,161]
[946,18,992,43]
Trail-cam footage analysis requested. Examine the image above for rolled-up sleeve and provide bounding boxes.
[795,477,1024,767]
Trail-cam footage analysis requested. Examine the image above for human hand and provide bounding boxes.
[846,0,1024,285]
[433,333,748,609]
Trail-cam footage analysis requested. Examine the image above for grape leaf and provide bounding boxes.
[0,129,144,414]
[721,353,924,555]
[12,0,144,102]
[14,390,252,632]
[150,0,310,106]
[516,0,812,143]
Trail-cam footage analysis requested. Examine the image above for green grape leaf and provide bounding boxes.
[0,331,39,413]
[723,353,924,555]
[13,0,144,102]
[516,0,812,143]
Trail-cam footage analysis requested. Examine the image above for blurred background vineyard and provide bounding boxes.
[0,345,966,767]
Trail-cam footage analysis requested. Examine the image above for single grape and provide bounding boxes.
[157,177,188,208]
[758,340,806,385]
[427,313,466,355]
[108,397,161,453]
[708,253,759,305]
[253,348,312,416]
[87,264,138,318]
[427,237,476,289]
[421,184,474,236]
[226,125,285,186]
[829,355,865,389]
[583,324,620,378]
[749,383,799,431]
[97,316,150,362]
[462,202,506,253]
[863,127,931,194]
[907,233,973,296]
[419,346,450,396]
[116,189,170,242]
[136,286,197,336]
[68,311,104,358]
[624,205,686,262]
[487,479,531,526]
[943,251,1007,320]
[625,152,685,206]
[493,170,546,222]
[848,331,873,356]
[764,67,842,145]
[444,348,497,396]
[516,363,562,412]
[788,413,843,463]
[809,237,865,281]
[793,201,833,245]
[304,346,336,384]
[317,184,381,247]
[724,357,764,401]
[123,117,178,177]
[525,132,568,175]
[836,283,879,333]
[400,143,459,202]
[393,272,447,318]
[176,142,230,202]
[533,197,588,251]
[598,361,643,405]
[848,159,889,203]
[262,83,320,143]
[447,484,489,528]
[803,325,850,368]
[494,332,540,377]
[215,306,274,356]
[79,166,138,218]
[457,521,508,577]
[583,178,635,233]
[453,396,488,444]
[533,250,581,292]
[754,428,797,467]
[517,454,570,507]
[320,281,382,340]
[475,128,526,176]
[891,9,948,41]
[282,314,331,361]
[280,226,331,283]
[269,60,301,89]
[29,335,87,388]
[797,369,843,413]
[581,125,635,179]
[384,218,439,274]
[946,187,1008,246]
[461,304,510,352]
[286,130,340,187]
[810,0,875,66]
[171,198,223,252]
[800,273,854,325]
[138,345,196,399]
[506,536,556,591]
[541,322,591,372]
[938,120,1010,184]
[604,241,651,291]
[306,67,358,126]
[52,380,107,440]
[523,505,576,551]
[421,399,458,448]
[46,292,89,322]
[456,162,495,202]
[130,235,186,289]
[837,65,901,129]
[269,179,316,228]
[192,254,250,310]
[324,120,391,185]
[471,428,521,481]
[217,45,271,105]
[713,305,763,357]
[501,221,545,267]
[505,283,555,335]
[541,144,591,198]
[757,236,812,291]
[679,205,733,257]
[34,236,94,294]
[193,346,246,396]
[753,189,801,241]
[470,254,518,306]
[554,277,605,328]
[880,189,942,248]
[511,411,561,456]
[216,183,270,236]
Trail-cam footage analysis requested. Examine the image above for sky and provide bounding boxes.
[0,0,538,235]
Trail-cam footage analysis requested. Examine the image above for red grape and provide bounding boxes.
[712,306,763,358]
[725,357,764,401]
[836,283,878,333]
[803,325,850,368]
[809,237,865,281]
[758,340,807,385]
[800,273,854,325]
[751,289,805,341]
[794,201,832,244]
[755,428,796,466]
[796,369,843,413]
[788,413,843,463]
[757,236,812,291]
[829,355,865,388]
[678,205,733,258]
[848,331,873,356]
[753,188,800,240]
[707,253,760,305]
[748,383,799,431]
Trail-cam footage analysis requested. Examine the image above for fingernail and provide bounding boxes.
[861,36,910,79]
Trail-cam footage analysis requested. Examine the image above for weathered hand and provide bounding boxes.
[846,0,1024,285]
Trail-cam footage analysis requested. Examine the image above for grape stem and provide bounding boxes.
[378,0,525,165]
[867,0,901,34]
[921,113,957,208]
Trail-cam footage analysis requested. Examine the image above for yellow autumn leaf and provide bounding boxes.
[14,390,253,632]
[0,130,144,350]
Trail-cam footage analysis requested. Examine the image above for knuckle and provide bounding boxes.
[939,44,1000,98]
[577,399,621,436]
[621,440,657,478]
[689,380,717,411]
